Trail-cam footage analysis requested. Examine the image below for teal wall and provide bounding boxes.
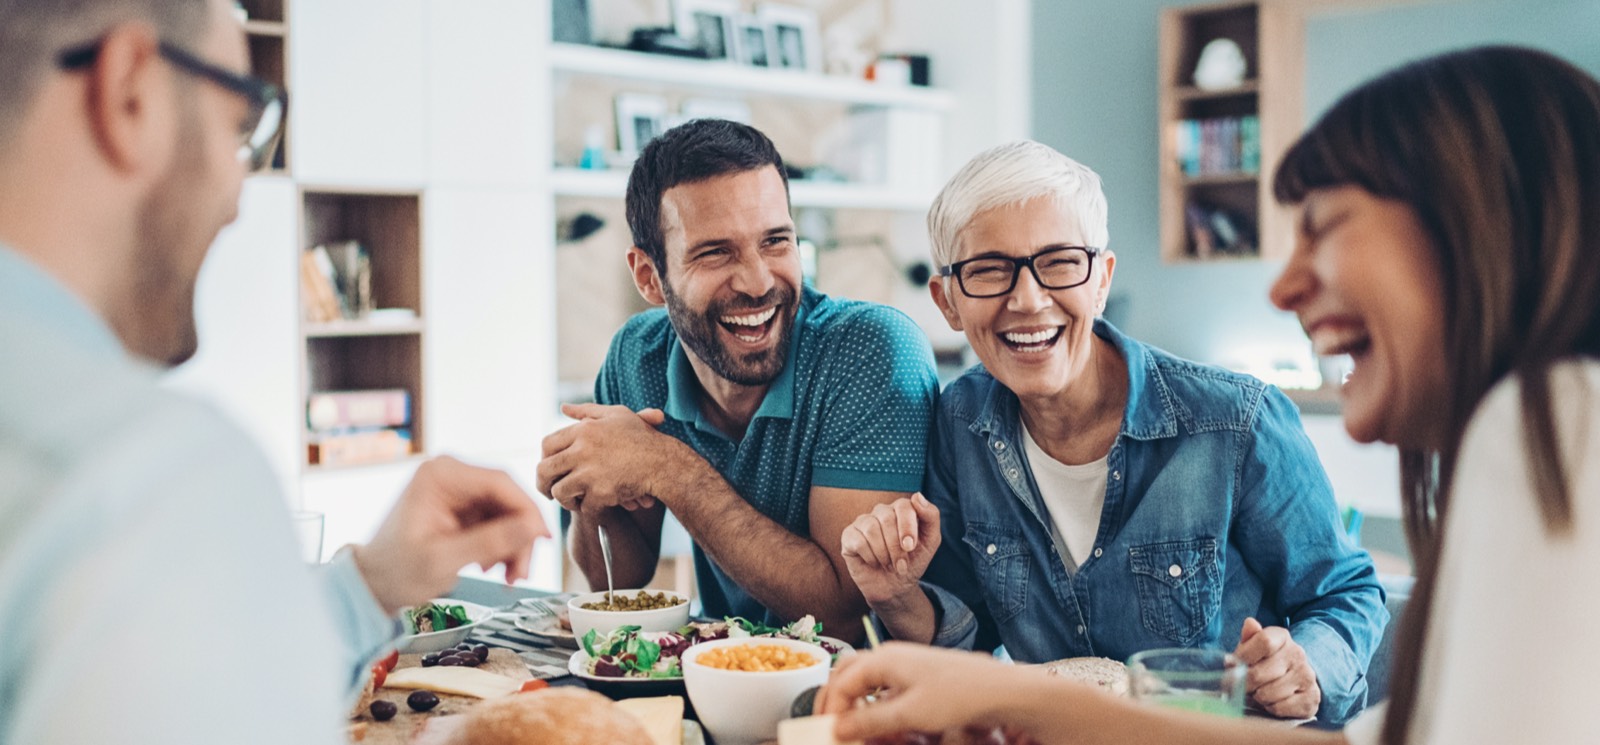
[1031,0,1600,365]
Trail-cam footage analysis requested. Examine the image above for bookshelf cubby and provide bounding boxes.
[239,0,288,172]
[1157,1,1303,263]
[298,188,424,469]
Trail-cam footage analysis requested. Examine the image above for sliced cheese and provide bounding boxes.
[778,714,862,745]
[614,695,683,745]
[382,666,520,699]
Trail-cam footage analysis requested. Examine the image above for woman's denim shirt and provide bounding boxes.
[918,320,1387,725]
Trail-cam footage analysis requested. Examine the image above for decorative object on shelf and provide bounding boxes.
[674,0,739,61]
[625,27,708,58]
[580,124,607,169]
[614,92,669,160]
[733,14,770,67]
[1192,37,1247,90]
[1184,201,1254,258]
[760,3,821,73]
[552,0,592,45]
[321,240,374,320]
[557,212,607,244]
[871,56,911,86]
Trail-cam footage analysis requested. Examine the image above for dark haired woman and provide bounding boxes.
[818,43,1600,745]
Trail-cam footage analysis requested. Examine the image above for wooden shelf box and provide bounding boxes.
[1158,1,1304,263]
[298,189,425,468]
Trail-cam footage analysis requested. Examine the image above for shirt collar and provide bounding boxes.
[970,318,1179,441]
[0,243,125,362]
[662,286,812,431]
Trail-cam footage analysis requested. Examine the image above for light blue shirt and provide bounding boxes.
[0,245,396,743]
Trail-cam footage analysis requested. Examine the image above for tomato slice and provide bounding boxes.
[370,665,388,690]
[518,679,550,693]
[379,650,400,672]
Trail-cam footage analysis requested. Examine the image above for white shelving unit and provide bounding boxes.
[549,42,955,110]
[550,167,936,211]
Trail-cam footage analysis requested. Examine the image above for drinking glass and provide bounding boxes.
[291,510,325,564]
[1127,648,1246,717]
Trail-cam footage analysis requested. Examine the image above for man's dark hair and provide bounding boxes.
[624,118,788,277]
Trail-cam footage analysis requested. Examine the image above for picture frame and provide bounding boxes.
[614,93,669,159]
[759,3,822,73]
[673,0,739,61]
[733,14,770,67]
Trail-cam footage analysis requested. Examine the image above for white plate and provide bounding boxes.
[395,599,494,654]
[681,720,705,745]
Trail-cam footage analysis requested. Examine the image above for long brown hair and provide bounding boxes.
[1273,46,1600,743]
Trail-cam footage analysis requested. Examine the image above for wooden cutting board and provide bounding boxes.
[347,648,531,745]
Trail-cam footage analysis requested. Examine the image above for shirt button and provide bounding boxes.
[1076,625,1085,635]
[987,544,997,555]
[1093,547,1103,558]
[1168,564,1183,578]
[994,441,1006,451]
[1006,468,1019,478]
[1112,470,1121,480]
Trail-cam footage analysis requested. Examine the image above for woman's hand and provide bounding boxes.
[1235,618,1321,719]
[839,494,942,608]
[818,643,1038,742]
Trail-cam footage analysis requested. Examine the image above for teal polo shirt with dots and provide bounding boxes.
[594,285,938,627]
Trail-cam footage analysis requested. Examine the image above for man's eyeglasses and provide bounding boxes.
[940,246,1102,298]
[58,40,286,171]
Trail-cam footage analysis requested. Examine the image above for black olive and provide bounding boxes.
[438,656,463,666]
[473,645,489,662]
[459,655,480,667]
[421,653,439,667]
[456,643,473,651]
[368,700,398,721]
[407,690,440,712]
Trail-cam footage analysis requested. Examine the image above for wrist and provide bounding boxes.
[350,543,404,617]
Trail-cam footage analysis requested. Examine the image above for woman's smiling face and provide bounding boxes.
[931,197,1115,401]
[1270,186,1449,447]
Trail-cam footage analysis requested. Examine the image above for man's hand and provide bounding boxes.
[839,494,941,608]
[354,456,550,616]
[536,404,686,514]
[1234,617,1322,719]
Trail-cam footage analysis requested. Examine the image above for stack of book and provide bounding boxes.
[299,240,374,323]
[1184,202,1255,258]
[306,389,413,467]
[1172,115,1260,177]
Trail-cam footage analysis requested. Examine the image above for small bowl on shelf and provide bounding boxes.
[566,589,691,641]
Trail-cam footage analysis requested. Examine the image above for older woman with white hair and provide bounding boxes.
[839,141,1388,725]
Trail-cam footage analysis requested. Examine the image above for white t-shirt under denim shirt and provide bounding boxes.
[1343,360,1600,744]
[0,246,396,745]
[1021,420,1108,570]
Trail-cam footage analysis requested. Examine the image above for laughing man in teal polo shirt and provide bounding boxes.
[536,120,938,642]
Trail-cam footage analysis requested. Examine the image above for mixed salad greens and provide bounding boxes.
[403,601,472,635]
[580,615,845,679]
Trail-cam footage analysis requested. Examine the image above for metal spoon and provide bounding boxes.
[597,524,615,606]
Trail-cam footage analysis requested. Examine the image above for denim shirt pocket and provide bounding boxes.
[1128,538,1222,646]
[961,523,1030,624]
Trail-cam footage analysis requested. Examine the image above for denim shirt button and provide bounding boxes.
[1093,547,1103,558]
[986,544,997,555]
[1168,563,1183,578]
[1006,468,1018,478]
[1112,470,1121,480]
[994,441,1006,451]
[1076,625,1085,635]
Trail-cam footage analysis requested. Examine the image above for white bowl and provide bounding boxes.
[394,599,493,654]
[566,589,691,641]
[682,637,832,745]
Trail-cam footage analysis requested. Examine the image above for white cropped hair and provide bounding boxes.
[926,140,1110,268]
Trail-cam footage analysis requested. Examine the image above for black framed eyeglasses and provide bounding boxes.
[940,246,1102,298]
[58,40,286,171]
